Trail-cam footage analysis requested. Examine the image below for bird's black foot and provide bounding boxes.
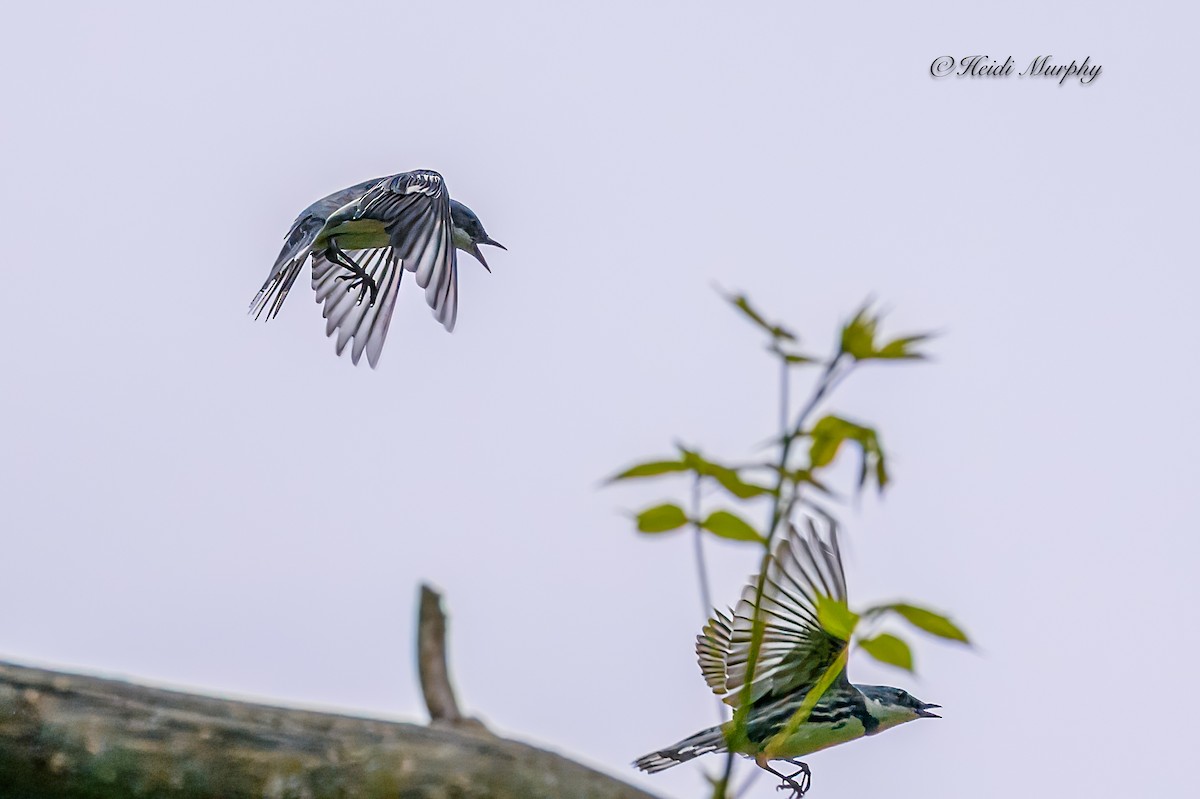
[328,242,379,306]
[767,760,811,798]
[335,270,379,306]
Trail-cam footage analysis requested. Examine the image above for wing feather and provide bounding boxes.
[695,519,851,706]
[350,170,459,332]
[311,247,403,367]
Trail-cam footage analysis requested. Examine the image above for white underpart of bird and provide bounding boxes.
[249,169,504,368]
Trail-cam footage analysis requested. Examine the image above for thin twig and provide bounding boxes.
[689,472,729,743]
[719,350,853,796]
[690,474,714,619]
[779,356,790,443]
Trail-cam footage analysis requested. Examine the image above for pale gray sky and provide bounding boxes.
[2,1,1197,796]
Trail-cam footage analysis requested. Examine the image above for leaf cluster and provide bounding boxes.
[610,294,964,672]
[608,293,966,797]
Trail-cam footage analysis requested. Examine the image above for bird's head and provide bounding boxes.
[450,200,505,273]
[858,685,941,731]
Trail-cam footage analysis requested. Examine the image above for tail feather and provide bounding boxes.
[250,213,328,320]
[633,725,727,774]
[249,256,306,320]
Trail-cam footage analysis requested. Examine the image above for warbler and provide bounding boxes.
[249,169,504,368]
[634,522,940,797]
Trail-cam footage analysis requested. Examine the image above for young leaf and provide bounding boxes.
[889,603,970,644]
[876,334,933,360]
[839,303,933,361]
[839,304,880,360]
[807,415,888,494]
[875,456,890,492]
[859,633,914,671]
[768,342,818,366]
[808,416,852,469]
[676,447,773,499]
[707,465,774,499]
[608,459,689,482]
[635,504,689,533]
[723,291,797,341]
[816,595,860,640]
[676,446,705,472]
[700,510,765,543]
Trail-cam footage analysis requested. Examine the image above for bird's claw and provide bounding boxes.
[773,779,808,798]
[774,781,805,798]
[335,272,379,307]
[327,240,379,306]
[771,760,811,798]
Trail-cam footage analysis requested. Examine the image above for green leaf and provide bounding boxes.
[839,304,880,360]
[807,415,888,493]
[889,604,970,644]
[876,334,933,360]
[816,595,859,640]
[808,416,851,469]
[676,447,773,499]
[875,456,889,491]
[767,342,818,365]
[608,459,689,482]
[677,446,701,468]
[635,503,689,533]
[708,465,774,499]
[859,633,914,671]
[839,303,933,361]
[700,510,765,543]
[723,291,797,341]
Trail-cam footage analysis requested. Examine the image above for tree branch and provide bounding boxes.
[0,588,661,799]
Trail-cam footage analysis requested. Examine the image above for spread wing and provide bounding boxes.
[249,176,388,320]
[352,170,459,331]
[696,518,851,706]
[311,247,403,368]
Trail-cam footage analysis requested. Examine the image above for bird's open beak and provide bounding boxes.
[917,704,942,719]
[466,237,505,274]
[466,242,492,273]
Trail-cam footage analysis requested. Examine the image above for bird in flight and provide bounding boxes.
[249,169,504,368]
[634,521,941,797]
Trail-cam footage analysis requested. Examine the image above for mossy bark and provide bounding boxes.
[0,660,660,799]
